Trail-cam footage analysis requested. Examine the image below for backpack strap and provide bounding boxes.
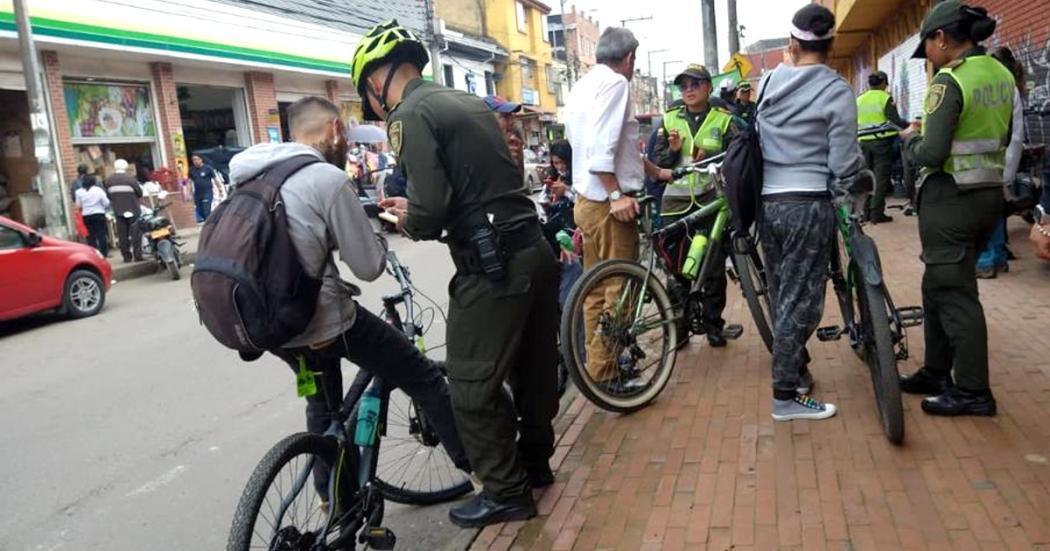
[264,155,322,193]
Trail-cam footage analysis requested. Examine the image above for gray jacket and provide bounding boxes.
[757,63,865,196]
[229,143,387,348]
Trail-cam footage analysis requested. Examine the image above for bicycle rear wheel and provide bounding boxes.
[731,236,773,353]
[560,259,677,414]
[227,433,360,551]
[853,264,904,445]
[374,389,473,505]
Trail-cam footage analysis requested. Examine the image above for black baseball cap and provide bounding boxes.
[673,64,712,85]
[913,0,967,59]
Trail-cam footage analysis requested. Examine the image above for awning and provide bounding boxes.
[828,0,913,62]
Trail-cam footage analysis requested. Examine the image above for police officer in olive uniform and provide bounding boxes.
[352,21,559,527]
[736,80,756,123]
[856,70,910,223]
[899,1,1010,416]
[651,64,745,347]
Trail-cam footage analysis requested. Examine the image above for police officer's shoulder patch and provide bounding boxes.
[926,84,947,115]
[388,120,403,155]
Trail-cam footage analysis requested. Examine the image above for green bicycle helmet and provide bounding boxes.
[351,20,429,120]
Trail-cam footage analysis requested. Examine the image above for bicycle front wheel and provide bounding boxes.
[227,433,360,551]
[561,259,677,414]
[374,389,473,505]
[732,236,774,353]
[853,264,904,445]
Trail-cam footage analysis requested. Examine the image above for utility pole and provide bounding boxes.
[662,59,682,106]
[620,15,652,27]
[424,0,444,84]
[727,0,740,55]
[647,48,669,77]
[14,0,65,238]
[559,0,575,84]
[700,0,719,69]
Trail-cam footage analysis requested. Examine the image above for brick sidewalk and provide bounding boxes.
[471,211,1050,550]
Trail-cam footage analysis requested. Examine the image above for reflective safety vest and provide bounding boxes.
[921,55,1014,188]
[856,89,899,141]
[661,106,734,211]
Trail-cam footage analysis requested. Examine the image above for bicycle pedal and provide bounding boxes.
[896,306,924,328]
[816,326,842,342]
[360,527,396,550]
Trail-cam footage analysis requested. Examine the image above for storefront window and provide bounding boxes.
[64,81,159,181]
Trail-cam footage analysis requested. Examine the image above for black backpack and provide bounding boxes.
[723,79,769,235]
[191,155,321,356]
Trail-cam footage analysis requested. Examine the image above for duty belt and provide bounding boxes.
[449,220,543,275]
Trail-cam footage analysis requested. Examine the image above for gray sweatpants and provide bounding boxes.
[760,198,836,400]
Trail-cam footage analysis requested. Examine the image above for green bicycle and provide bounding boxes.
[560,153,774,413]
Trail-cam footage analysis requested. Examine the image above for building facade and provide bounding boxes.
[823,0,1050,142]
[434,0,507,98]
[484,0,557,113]
[0,0,430,233]
[548,4,599,84]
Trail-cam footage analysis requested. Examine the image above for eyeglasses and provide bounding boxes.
[677,79,704,91]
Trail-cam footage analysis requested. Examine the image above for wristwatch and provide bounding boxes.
[608,190,623,201]
[1037,204,1049,225]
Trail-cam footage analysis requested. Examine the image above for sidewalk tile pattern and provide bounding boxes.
[470,214,1050,550]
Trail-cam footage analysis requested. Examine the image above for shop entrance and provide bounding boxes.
[0,89,36,226]
[177,84,250,180]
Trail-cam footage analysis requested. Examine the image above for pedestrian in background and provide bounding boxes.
[485,95,526,172]
[975,46,1026,278]
[564,26,645,384]
[899,1,1008,417]
[757,3,865,421]
[104,158,143,263]
[75,174,110,257]
[189,154,219,223]
[71,164,90,200]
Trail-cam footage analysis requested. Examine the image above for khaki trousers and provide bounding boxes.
[574,197,639,381]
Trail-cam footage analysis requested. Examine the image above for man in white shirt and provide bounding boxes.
[564,27,645,384]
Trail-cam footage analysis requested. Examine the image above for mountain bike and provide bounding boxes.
[559,153,774,413]
[226,252,471,551]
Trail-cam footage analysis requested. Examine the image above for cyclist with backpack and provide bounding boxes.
[192,97,470,496]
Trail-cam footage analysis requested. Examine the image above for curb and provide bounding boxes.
[455,384,582,551]
[111,250,197,282]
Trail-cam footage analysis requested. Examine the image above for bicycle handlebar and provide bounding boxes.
[857,123,901,138]
[671,152,727,179]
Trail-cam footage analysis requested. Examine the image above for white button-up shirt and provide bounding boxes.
[565,64,644,202]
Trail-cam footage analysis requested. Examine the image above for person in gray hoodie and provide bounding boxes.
[229,97,469,497]
[757,4,866,422]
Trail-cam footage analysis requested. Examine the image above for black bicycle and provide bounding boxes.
[226,252,472,551]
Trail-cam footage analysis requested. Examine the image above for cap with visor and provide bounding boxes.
[673,64,712,86]
[912,0,968,59]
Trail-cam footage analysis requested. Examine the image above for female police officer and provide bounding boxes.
[898,1,1010,417]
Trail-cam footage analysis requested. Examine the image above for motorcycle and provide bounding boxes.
[137,191,183,280]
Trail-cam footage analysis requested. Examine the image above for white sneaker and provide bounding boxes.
[771,395,837,421]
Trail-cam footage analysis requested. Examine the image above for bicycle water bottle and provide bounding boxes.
[354,387,382,447]
[681,234,708,280]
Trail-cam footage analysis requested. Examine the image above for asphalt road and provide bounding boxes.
[0,235,475,551]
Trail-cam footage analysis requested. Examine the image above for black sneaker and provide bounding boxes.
[921,387,997,417]
[706,332,727,348]
[870,213,894,224]
[900,367,953,396]
[449,492,537,528]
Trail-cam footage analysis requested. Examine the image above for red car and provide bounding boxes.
[0,215,113,322]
